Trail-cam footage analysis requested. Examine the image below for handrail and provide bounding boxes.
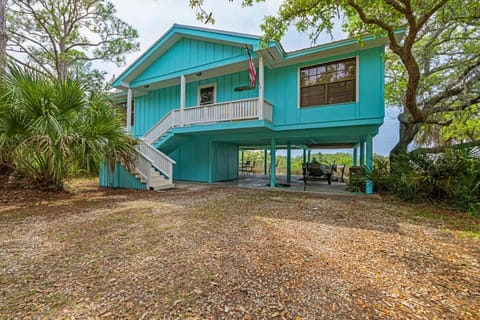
[134,98,274,188]
[135,151,153,189]
[142,98,273,145]
[143,110,176,144]
[136,141,176,184]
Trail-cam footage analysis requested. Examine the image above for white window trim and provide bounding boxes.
[297,56,358,109]
[198,83,216,106]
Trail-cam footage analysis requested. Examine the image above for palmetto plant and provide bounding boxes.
[0,64,136,190]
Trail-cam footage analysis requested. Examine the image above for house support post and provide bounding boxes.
[286,143,291,183]
[270,138,276,187]
[258,55,264,120]
[180,74,186,127]
[307,150,311,162]
[303,149,306,164]
[241,149,244,174]
[126,87,132,134]
[264,148,267,175]
[365,135,373,194]
[360,140,365,166]
[353,146,358,166]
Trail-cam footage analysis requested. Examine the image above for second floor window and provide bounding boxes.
[117,100,135,127]
[199,84,215,105]
[300,57,356,108]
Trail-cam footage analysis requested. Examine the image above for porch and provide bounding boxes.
[143,97,273,144]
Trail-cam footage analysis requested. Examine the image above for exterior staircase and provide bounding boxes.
[131,97,273,190]
[133,140,175,190]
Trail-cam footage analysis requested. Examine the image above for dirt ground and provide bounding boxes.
[1,179,479,319]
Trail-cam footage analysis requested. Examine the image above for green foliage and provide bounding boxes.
[348,146,480,215]
[192,0,480,156]
[7,0,139,82]
[241,150,355,175]
[346,155,393,193]
[0,64,136,190]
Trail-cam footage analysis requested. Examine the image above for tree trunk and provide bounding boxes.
[389,111,421,169]
[0,0,7,72]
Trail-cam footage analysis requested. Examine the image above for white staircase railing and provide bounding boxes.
[135,151,153,189]
[136,141,176,185]
[143,110,177,144]
[135,98,273,189]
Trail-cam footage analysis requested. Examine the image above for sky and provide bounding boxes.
[103,0,400,156]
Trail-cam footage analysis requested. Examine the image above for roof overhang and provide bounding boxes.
[258,31,405,68]
[113,24,261,89]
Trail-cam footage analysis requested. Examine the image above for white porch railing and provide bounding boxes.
[136,141,176,185]
[182,98,259,125]
[143,98,273,145]
[264,100,273,123]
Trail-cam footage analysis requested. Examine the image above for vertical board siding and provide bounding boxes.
[99,162,146,190]
[264,46,385,127]
[134,70,258,137]
[169,138,239,183]
[359,47,385,118]
[134,38,246,84]
[168,137,210,182]
[133,85,180,137]
[186,71,258,108]
[212,142,239,182]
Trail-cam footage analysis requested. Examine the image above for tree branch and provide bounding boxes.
[423,58,480,112]
[411,140,480,154]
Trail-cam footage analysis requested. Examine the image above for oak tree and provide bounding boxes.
[191,0,480,158]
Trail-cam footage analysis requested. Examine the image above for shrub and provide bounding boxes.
[347,146,480,215]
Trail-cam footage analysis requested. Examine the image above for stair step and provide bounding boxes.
[151,183,175,191]
[150,176,168,182]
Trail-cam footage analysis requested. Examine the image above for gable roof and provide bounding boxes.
[113,24,403,89]
[112,24,261,88]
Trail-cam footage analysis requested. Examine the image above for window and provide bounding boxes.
[117,100,135,127]
[300,58,356,107]
[199,84,215,105]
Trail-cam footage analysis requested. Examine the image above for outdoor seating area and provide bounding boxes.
[239,161,256,174]
[302,159,337,185]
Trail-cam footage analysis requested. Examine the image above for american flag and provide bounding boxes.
[247,47,256,88]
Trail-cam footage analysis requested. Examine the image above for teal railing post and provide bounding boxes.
[353,146,358,166]
[270,138,276,187]
[286,143,291,183]
[360,140,365,167]
[264,148,267,175]
[365,135,373,194]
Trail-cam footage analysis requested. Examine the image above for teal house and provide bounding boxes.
[101,24,392,193]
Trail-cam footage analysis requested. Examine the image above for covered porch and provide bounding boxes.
[235,132,376,194]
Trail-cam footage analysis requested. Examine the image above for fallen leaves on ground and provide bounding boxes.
[0,180,479,319]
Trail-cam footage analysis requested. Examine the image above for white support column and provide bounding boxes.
[258,55,264,120]
[180,74,186,127]
[126,87,132,134]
